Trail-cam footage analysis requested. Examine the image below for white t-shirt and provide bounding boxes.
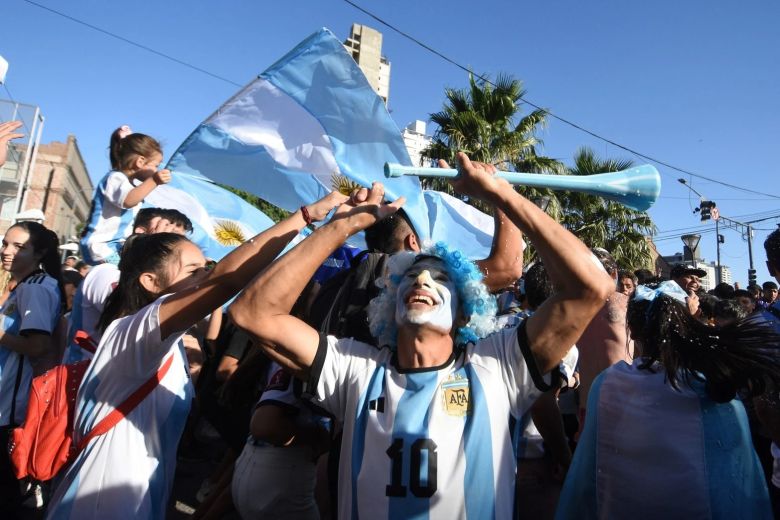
[80,171,140,265]
[307,322,544,520]
[0,272,61,426]
[62,263,120,364]
[47,296,194,520]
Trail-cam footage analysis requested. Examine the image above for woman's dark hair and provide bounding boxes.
[9,221,65,310]
[97,232,189,332]
[524,262,554,311]
[628,285,780,403]
[109,127,162,171]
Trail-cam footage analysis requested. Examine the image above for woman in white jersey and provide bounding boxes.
[0,222,63,511]
[46,192,345,520]
[557,281,780,519]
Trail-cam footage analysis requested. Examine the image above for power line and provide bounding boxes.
[20,0,778,200]
[20,0,243,88]
[340,0,780,200]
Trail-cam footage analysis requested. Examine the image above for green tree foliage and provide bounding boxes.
[421,73,564,216]
[219,184,290,223]
[559,148,656,270]
[421,73,656,271]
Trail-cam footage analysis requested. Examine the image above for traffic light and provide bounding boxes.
[748,268,757,286]
[718,234,725,244]
[700,200,716,221]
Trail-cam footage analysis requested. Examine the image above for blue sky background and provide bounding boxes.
[2,0,778,285]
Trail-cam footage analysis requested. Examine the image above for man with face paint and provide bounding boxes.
[231,152,614,519]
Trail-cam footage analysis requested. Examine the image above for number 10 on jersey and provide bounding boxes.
[385,438,438,498]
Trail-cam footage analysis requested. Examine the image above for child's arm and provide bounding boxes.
[122,169,172,209]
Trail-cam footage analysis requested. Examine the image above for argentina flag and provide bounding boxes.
[145,174,275,260]
[166,28,430,243]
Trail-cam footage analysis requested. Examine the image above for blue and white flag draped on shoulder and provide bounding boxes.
[167,27,430,243]
[145,174,275,261]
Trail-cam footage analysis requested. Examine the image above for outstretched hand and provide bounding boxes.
[330,182,405,232]
[444,152,510,202]
[304,190,350,222]
[0,121,24,168]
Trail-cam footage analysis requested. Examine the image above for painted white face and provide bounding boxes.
[395,257,458,333]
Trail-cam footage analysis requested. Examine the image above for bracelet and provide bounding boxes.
[300,205,313,225]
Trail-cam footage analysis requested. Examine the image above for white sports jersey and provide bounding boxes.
[0,272,61,426]
[47,296,194,520]
[62,263,120,364]
[80,171,140,265]
[308,321,544,520]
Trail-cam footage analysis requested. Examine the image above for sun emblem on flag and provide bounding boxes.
[331,173,362,196]
[213,219,247,246]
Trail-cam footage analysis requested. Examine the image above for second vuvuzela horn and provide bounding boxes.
[384,163,661,212]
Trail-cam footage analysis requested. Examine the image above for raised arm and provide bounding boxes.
[122,169,171,208]
[229,184,403,378]
[158,192,346,339]
[437,159,524,292]
[451,152,614,373]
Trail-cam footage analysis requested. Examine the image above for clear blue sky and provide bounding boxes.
[2,0,778,285]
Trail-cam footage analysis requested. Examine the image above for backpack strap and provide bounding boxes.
[76,353,174,452]
[73,330,98,354]
[9,355,25,426]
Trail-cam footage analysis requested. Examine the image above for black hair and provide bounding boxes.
[591,248,618,276]
[714,299,748,323]
[762,281,778,291]
[61,269,84,287]
[634,268,657,284]
[698,293,719,320]
[524,262,554,311]
[765,229,780,272]
[97,232,189,332]
[627,285,780,403]
[364,209,416,254]
[133,207,193,233]
[618,270,637,284]
[9,221,65,310]
[711,282,735,299]
[733,289,754,302]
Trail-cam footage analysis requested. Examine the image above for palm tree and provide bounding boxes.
[560,148,656,269]
[421,73,564,214]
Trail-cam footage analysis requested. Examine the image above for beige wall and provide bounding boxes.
[3,135,93,246]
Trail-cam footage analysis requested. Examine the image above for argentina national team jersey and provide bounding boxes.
[80,171,140,265]
[308,321,545,520]
[0,272,60,427]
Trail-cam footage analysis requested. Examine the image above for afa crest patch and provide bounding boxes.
[441,375,470,416]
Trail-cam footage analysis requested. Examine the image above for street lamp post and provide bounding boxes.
[681,234,701,268]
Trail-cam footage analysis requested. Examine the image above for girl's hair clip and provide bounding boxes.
[118,125,133,139]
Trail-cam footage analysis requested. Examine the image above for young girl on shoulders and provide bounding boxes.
[79,126,172,265]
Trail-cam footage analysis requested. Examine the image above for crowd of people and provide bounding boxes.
[0,121,779,519]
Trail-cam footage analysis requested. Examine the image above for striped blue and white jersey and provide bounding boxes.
[557,359,772,520]
[308,321,545,520]
[0,272,60,426]
[80,171,140,265]
[47,296,194,520]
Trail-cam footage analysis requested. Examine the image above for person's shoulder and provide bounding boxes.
[20,272,59,293]
[329,334,391,360]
